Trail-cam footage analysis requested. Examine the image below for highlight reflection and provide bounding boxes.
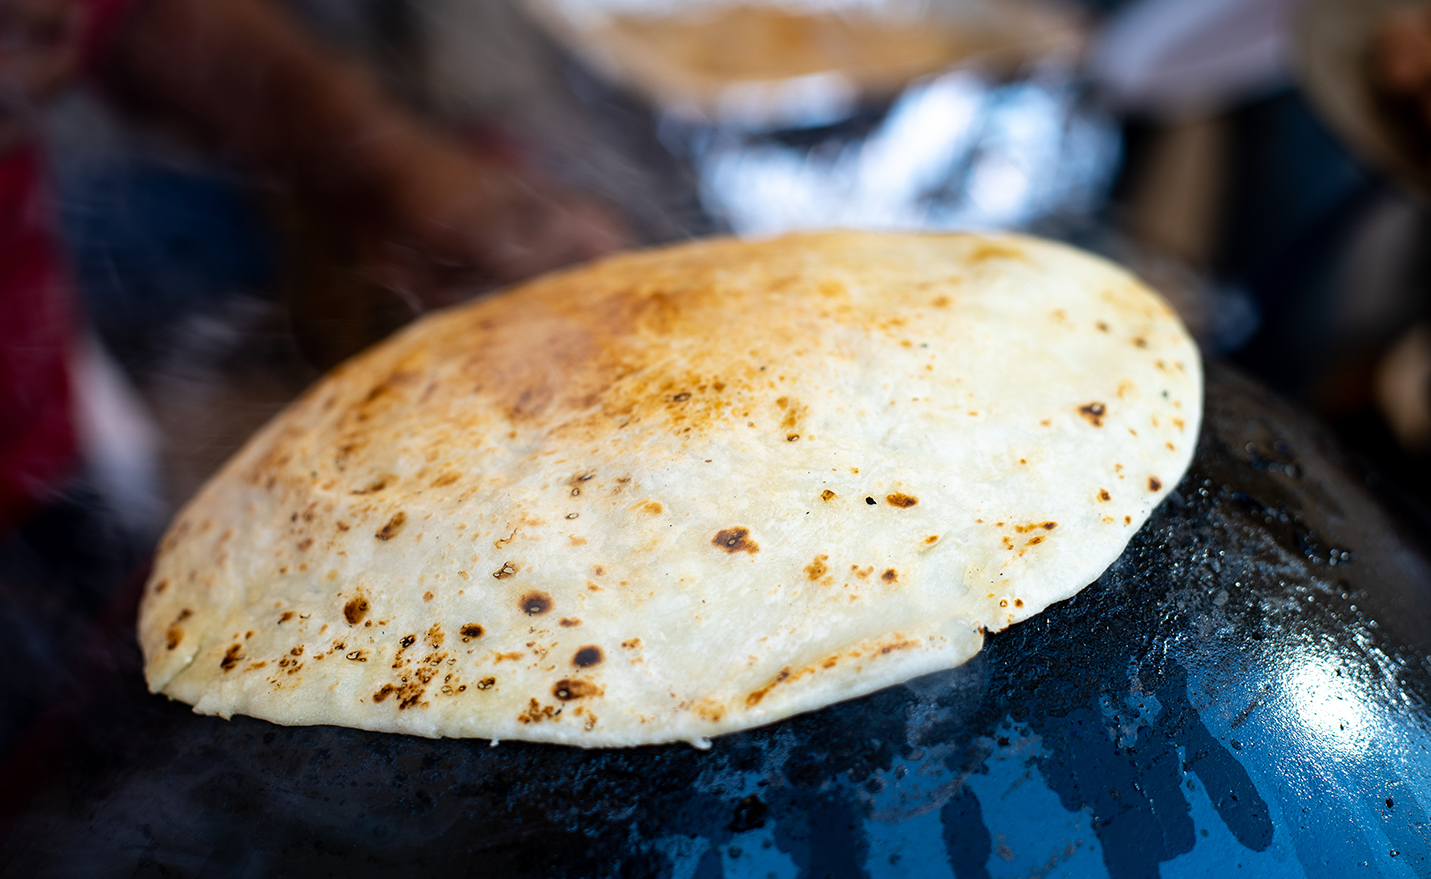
[688,67,1119,235]
[1282,651,1376,754]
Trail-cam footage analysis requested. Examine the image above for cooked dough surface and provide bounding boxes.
[139,232,1202,747]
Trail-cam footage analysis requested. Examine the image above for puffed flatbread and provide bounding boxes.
[138,232,1201,747]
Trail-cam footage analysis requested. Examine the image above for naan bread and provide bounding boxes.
[139,232,1201,747]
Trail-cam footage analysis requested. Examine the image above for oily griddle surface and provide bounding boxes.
[3,361,1431,878]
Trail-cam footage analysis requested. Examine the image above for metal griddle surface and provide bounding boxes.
[3,362,1430,878]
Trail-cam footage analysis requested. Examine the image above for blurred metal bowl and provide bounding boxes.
[515,0,1116,237]
[521,0,1086,129]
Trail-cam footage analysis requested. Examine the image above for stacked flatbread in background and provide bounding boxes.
[138,232,1202,747]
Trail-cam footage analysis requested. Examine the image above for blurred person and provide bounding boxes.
[0,0,626,531]
[0,0,624,753]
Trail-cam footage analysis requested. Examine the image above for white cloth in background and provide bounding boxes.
[71,335,167,540]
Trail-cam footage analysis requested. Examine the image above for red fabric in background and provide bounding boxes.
[0,145,77,530]
[0,0,137,529]
[79,0,139,73]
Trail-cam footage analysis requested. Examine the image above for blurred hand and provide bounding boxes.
[96,0,630,311]
[361,124,630,310]
[2,0,628,313]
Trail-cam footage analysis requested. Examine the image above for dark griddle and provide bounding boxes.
[2,362,1430,878]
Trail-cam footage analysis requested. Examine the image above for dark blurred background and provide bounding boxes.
[37,0,1431,524]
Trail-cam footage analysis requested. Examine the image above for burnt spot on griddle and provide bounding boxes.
[805,554,829,581]
[821,489,836,501]
[493,561,518,580]
[881,569,899,583]
[460,624,484,642]
[572,646,604,668]
[426,625,444,648]
[279,611,295,623]
[220,644,244,672]
[866,497,877,505]
[713,527,759,554]
[729,794,769,832]
[553,680,599,701]
[886,493,918,508]
[1149,476,1163,492]
[375,511,407,540]
[520,592,553,615]
[476,677,496,690]
[1014,522,1058,533]
[559,618,581,628]
[1099,489,1112,502]
[399,634,417,649]
[1079,402,1107,427]
[153,578,169,594]
[166,626,183,650]
[343,596,369,625]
